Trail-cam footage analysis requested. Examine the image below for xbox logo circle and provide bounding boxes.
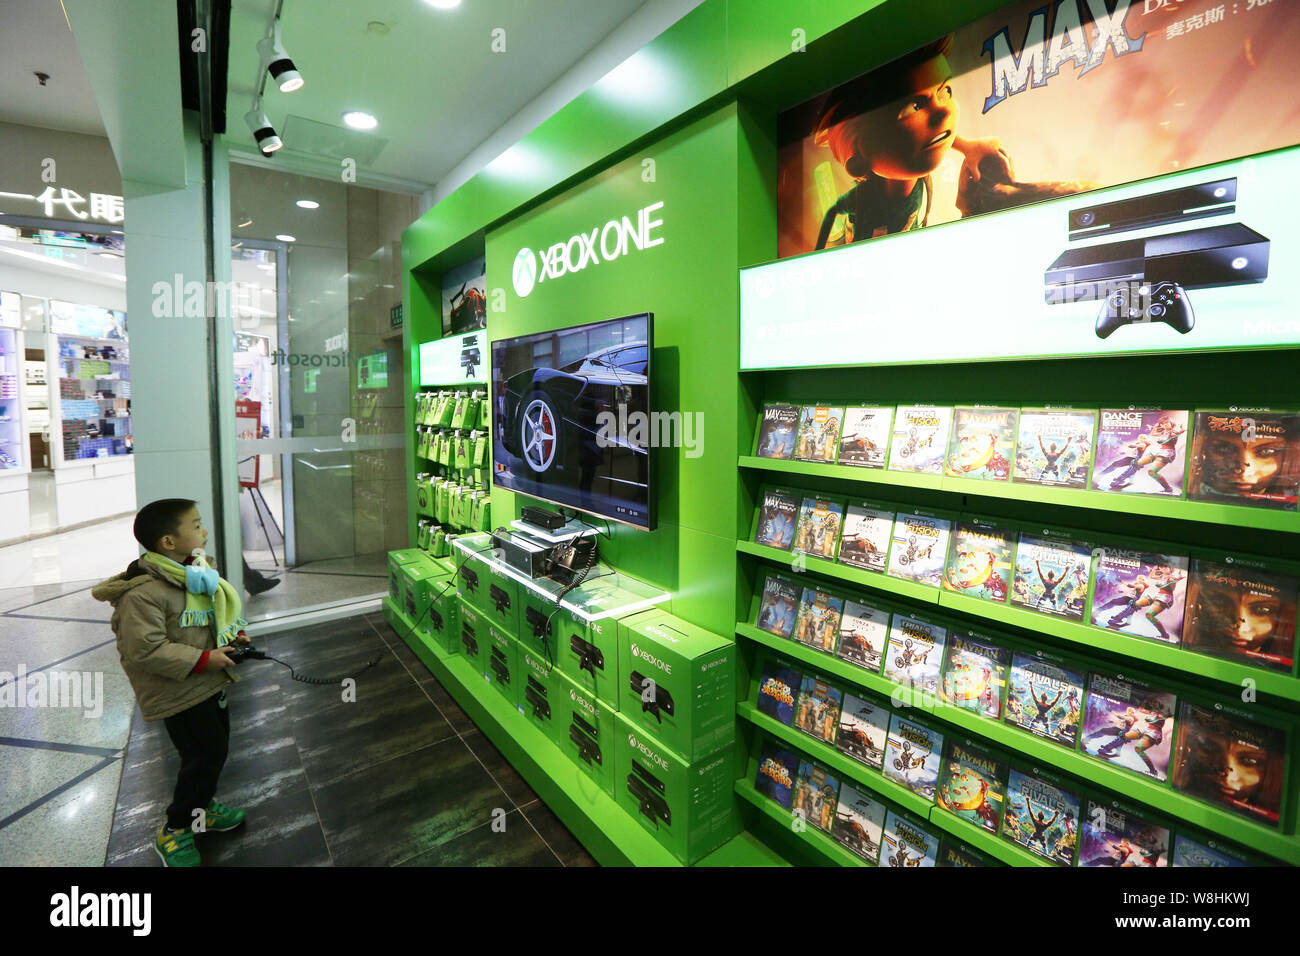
[512,247,537,298]
[630,643,639,658]
[628,734,637,748]
[570,689,576,701]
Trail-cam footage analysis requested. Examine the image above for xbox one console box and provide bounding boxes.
[517,646,562,747]
[618,609,734,762]
[553,668,616,796]
[485,626,517,704]
[388,549,425,606]
[458,601,487,677]
[483,563,519,637]
[422,580,461,655]
[614,714,737,865]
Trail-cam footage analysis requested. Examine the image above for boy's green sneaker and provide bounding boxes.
[205,798,246,832]
[155,826,201,867]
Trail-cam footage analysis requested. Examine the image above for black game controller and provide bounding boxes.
[223,643,266,664]
[1096,281,1194,339]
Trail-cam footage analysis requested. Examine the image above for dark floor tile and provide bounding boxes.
[193,787,332,867]
[520,799,598,867]
[461,729,538,810]
[311,736,511,867]
[421,678,477,736]
[397,809,560,867]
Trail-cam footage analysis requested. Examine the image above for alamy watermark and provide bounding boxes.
[0,667,104,718]
[595,404,704,459]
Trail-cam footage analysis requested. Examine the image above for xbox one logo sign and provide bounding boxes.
[570,689,576,701]
[628,734,637,748]
[630,643,639,658]
[512,247,538,298]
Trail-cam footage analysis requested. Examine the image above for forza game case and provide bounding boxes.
[838,405,892,468]
[837,499,894,572]
[835,598,890,673]
[833,783,887,864]
[836,693,890,770]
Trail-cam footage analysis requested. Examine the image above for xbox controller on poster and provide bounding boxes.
[1096,281,1194,339]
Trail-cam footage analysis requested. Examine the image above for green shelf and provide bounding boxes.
[736,621,900,702]
[735,539,940,605]
[739,455,1300,535]
[928,807,1053,867]
[735,780,866,867]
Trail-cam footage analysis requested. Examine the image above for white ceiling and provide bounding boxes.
[0,0,105,135]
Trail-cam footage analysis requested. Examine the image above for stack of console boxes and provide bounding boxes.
[450,545,739,865]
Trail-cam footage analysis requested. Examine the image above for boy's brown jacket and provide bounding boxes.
[92,558,239,721]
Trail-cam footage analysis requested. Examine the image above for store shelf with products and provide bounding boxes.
[53,332,131,463]
[0,326,28,473]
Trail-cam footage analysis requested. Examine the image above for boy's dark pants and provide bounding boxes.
[162,690,229,830]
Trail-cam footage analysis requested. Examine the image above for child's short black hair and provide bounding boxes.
[134,498,198,551]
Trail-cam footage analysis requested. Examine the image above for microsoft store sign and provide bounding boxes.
[511,200,664,298]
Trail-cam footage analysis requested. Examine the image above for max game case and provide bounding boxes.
[1172,702,1288,826]
[793,586,843,654]
[792,760,840,833]
[885,510,951,588]
[794,675,844,745]
[1011,530,1091,620]
[944,406,1017,481]
[1092,409,1189,496]
[838,405,892,469]
[882,713,943,801]
[793,404,844,463]
[792,494,844,559]
[837,694,890,770]
[1003,767,1081,866]
[837,500,894,573]
[1079,798,1170,867]
[1171,836,1254,868]
[940,632,1010,719]
[1186,409,1300,510]
[835,598,890,673]
[756,658,802,727]
[887,404,953,475]
[755,403,799,459]
[833,784,887,864]
[1081,674,1176,782]
[942,519,1014,604]
[1013,408,1096,488]
[754,486,801,550]
[755,572,802,639]
[936,739,1008,835]
[881,809,939,868]
[1183,558,1298,673]
[1004,651,1085,747]
[882,614,947,696]
[755,740,799,809]
[1090,548,1189,645]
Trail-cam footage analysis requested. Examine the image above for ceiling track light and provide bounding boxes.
[257,19,303,93]
[244,100,282,155]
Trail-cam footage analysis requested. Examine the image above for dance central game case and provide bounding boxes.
[754,486,801,550]
[1172,701,1288,827]
[837,694,890,770]
[942,518,1014,604]
[837,499,894,573]
[945,406,1017,481]
[937,738,1007,835]
[793,404,844,463]
[1183,556,1298,673]
[792,760,840,833]
[1011,529,1091,620]
[794,675,843,745]
[1003,767,1081,866]
[1081,675,1176,783]
[882,713,943,802]
[1013,408,1096,488]
[755,740,799,809]
[1092,409,1189,497]
[881,809,939,868]
[838,405,892,468]
[882,613,947,695]
[1079,798,1170,867]
[836,598,890,673]
[755,403,799,459]
[755,572,801,639]
[1186,409,1300,511]
[1090,548,1189,645]
[792,494,844,559]
[886,510,951,588]
[940,632,1010,719]
[793,587,843,654]
[1004,651,1084,747]
[756,658,802,727]
[833,784,887,864]
[887,404,953,475]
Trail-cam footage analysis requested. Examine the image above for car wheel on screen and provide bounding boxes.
[521,391,561,473]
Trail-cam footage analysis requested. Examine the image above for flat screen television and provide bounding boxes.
[491,313,654,530]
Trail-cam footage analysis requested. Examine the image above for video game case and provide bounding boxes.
[837,499,895,573]
[885,508,953,588]
[755,402,800,459]
[756,657,802,727]
[833,783,887,865]
[1013,407,1096,488]
[836,693,891,770]
[882,713,943,803]
[1079,795,1171,867]
[1092,408,1190,497]
[1089,546,1189,645]
[1186,408,1300,511]
[791,493,845,560]
[1011,525,1092,621]
[942,516,1015,604]
[755,571,802,639]
[793,585,843,654]
[792,759,841,834]
[794,674,843,746]
[1081,673,1177,783]
[940,630,1011,720]
[1002,764,1082,866]
[1004,649,1086,748]
[1172,700,1288,827]
[881,808,939,868]
[754,485,802,551]
[1182,552,1298,674]
[835,597,891,674]
[887,404,953,475]
[793,404,844,463]
[882,612,947,696]
[754,739,800,810]
[838,405,893,469]
[937,737,1008,836]
[945,405,1017,481]
[938,837,999,867]
[1170,834,1257,867]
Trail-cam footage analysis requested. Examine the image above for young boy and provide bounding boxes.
[93,498,249,867]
